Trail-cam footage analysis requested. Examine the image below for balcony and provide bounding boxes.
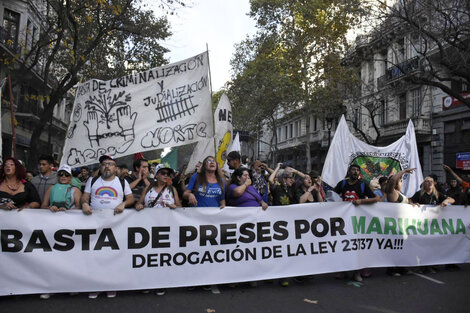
[381,117,431,139]
[377,56,420,89]
[277,130,329,150]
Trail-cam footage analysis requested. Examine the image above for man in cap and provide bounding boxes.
[81,155,134,298]
[81,155,134,216]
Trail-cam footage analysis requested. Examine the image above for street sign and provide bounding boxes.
[443,93,470,110]
[456,152,470,170]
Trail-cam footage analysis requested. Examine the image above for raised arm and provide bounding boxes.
[269,163,282,185]
[385,168,416,194]
[444,165,463,184]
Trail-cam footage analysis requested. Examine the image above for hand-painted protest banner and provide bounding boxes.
[1,202,469,296]
[60,52,213,167]
[322,115,423,197]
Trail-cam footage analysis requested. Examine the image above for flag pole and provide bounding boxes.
[206,43,218,156]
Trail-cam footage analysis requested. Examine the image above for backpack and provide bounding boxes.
[341,179,365,196]
[90,176,126,201]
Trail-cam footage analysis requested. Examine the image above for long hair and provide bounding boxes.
[420,176,439,199]
[0,157,26,182]
[196,156,224,191]
[230,167,250,186]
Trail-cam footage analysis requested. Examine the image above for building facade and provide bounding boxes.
[1,0,72,165]
[342,4,470,182]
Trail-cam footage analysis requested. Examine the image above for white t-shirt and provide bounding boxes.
[144,186,175,208]
[84,176,132,210]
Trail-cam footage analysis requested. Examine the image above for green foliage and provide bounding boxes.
[228,34,297,135]
[10,0,183,168]
[228,0,365,146]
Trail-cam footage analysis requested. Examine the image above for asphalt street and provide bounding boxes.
[2,264,470,313]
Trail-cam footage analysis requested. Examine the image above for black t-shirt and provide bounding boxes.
[446,187,462,205]
[334,179,376,201]
[271,183,295,206]
[0,181,40,207]
[411,191,447,205]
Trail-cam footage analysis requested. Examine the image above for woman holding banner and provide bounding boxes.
[41,164,82,212]
[135,164,181,210]
[0,157,40,211]
[183,156,225,208]
[295,174,324,203]
[227,167,268,209]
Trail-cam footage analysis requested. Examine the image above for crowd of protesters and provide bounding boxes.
[1,152,469,298]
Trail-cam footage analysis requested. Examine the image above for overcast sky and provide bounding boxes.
[161,0,257,91]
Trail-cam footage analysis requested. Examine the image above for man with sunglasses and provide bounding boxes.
[81,155,134,216]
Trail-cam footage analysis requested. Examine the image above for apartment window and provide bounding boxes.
[284,126,288,140]
[399,93,407,120]
[277,127,281,142]
[451,80,469,93]
[380,99,388,126]
[3,9,20,47]
[368,61,374,84]
[397,37,405,63]
[411,88,421,117]
[25,20,32,52]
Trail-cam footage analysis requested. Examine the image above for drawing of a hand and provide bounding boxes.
[117,105,137,141]
[84,111,99,146]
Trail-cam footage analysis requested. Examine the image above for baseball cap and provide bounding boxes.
[58,164,72,175]
[155,163,175,175]
[99,155,115,163]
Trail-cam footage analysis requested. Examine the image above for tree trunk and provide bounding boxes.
[27,94,60,170]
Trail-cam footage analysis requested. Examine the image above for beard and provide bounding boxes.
[101,170,114,179]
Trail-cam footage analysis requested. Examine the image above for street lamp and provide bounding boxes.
[326,114,335,147]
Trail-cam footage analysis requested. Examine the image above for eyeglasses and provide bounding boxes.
[159,171,170,176]
[101,162,115,167]
[287,176,294,179]
[58,172,71,177]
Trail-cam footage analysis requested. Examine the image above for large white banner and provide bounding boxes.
[61,52,213,167]
[322,116,423,197]
[1,203,469,296]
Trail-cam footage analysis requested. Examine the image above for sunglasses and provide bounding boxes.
[206,159,216,164]
[159,171,170,176]
[58,172,71,177]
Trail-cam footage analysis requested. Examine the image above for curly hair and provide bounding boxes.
[0,157,26,182]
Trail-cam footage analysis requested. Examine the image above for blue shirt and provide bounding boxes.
[186,173,225,207]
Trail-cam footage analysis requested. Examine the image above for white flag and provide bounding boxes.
[186,138,215,174]
[61,52,213,167]
[322,115,423,197]
[214,93,233,168]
